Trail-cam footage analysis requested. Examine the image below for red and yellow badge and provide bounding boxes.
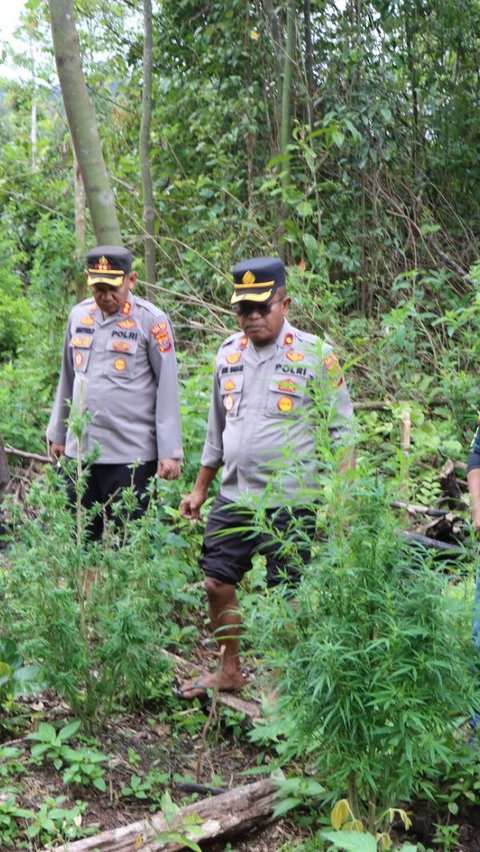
[224,394,235,412]
[277,396,294,413]
[74,351,84,368]
[286,351,304,362]
[157,336,172,353]
[112,341,131,353]
[224,379,236,392]
[278,379,298,393]
[117,318,137,330]
[226,353,241,365]
[80,315,94,326]
[239,335,248,350]
[283,332,294,346]
[151,321,168,337]
[120,301,132,316]
[70,335,93,348]
[323,352,344,387]
[113,357,127,372]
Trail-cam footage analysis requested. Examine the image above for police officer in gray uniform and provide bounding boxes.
[178,256,354,700]
[47,245,183,539]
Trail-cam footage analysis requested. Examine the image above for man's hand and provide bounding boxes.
[157,458,181,481]
[472,505,480,534]
[179,489,207,521]
[49,442,65,462]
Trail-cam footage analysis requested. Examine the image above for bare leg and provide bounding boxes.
[177,577,248,699]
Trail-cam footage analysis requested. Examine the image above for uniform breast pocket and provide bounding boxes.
[105,338,138,378]
[220,372,244,417]
[265,374,306,418]
[70,335,93,373]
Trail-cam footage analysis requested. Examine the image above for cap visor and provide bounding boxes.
[231,288,273,304]
[87,274,124,287]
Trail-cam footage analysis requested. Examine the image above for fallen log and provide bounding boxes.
[45,778,278,852]
[5,444,50,464]
[391,501,448,518]
[399,530,465,554]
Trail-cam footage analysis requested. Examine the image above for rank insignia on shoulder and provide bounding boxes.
[113,357,127,371]
[278,396,294,413]
[286,351,304,362]
[74,351,84,368]
[224,379,236,391]
[226,353,241,365]
[117,318,137,329]
[70,335,93,348]
[239,336,248,349]
[120,301,132,316]
[112,341,131,353]
[224,394,235,412]
[283,332,294,346]
[80,315,94,326]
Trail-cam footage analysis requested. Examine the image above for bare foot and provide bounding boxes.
[175,671,249,701]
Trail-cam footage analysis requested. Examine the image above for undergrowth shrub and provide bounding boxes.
[247,476,478,832]
[1,464,202,730]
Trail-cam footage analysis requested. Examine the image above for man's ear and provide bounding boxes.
[282,296,292,315]
[127,271,137,289]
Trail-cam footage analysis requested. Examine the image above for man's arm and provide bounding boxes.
[147,315,183,480]
[179,465,219,520]
[46,323,75,461]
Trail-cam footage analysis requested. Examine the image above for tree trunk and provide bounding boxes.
[48,0,122,245]
[74,148,87,301]
[139,0,156,295]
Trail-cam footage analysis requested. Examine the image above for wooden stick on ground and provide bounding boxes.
[44,778,278,851]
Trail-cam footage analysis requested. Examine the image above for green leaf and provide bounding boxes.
[320,830,377,852]
[296,200,314,217]
[272,797,302,817]
[58,720,81,741]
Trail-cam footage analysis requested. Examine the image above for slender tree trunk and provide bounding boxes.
[280,0,296,180]
[74,149,87,301]
[48,0,122,245]
[302,0,315,133]
[139,0,156,295]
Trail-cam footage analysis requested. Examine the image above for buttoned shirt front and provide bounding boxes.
[200,318,354,505]
[47,294,183,463]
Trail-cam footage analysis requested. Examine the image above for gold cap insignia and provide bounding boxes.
[242,270,256,286]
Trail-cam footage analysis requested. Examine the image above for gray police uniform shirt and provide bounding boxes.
[46,294,183,464]
[201,318,354,505]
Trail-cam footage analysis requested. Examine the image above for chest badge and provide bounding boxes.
[112,341,131,353]
[70,335,93,348]
[286,351,304,363]
[113,357,127,372]
[224,379,236,392]
[117,318,137,329]
[74,351,84,368]
[80,315,94,326]
[226,353,241,365]
[224,394,235,412]
[278,379,298,393]
[278,396,294,413]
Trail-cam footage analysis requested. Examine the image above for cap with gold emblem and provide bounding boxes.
[86,245,133,287]
[231,257,286,304]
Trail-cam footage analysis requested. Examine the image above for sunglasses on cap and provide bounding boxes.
[234,297,285,317]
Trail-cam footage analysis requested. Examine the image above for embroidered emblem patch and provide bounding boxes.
[112,341,131,353]
[151,322,168,336]
[283,332,294,346]
[278,396,294,413]
[224,394,235,412]
[113,357,127,372]
[117,318,137,329]
[278,379,298,393]
[80,315,94,326]
[226,353,241,365]
[286,351,304,362]
[323,353,344,387]
[157,336,172,353]
[70,335,93,348]
[120,301,132,316]
[224,379,236,391]
[74,351,84,368]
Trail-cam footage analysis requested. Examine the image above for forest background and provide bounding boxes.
[2,0,480,849]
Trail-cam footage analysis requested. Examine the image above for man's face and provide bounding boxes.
[235,293,291,346]
[90,273,135,316]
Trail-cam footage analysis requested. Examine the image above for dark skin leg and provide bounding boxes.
[179,577,248,699]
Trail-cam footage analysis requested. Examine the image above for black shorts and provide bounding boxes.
[65,459,157,541]
[199,494,317,588]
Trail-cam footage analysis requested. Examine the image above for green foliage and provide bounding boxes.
[28,720,81,769]
[248,476,478,827]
